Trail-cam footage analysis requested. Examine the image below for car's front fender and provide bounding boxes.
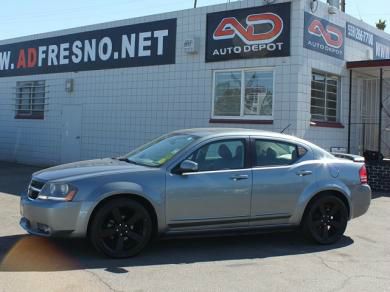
[80,177,166,236]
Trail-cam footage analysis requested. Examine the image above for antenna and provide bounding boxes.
[280,124,292,134]
[194,0,197,8]
[341,0,345,12]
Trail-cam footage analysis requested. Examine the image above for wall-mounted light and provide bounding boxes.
[327,0,339,14]
[310,0,319,13]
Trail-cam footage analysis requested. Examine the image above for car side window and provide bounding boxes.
[188,139,245,171]
[254,140,305,167]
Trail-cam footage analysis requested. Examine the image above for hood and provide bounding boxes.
[33,158,151,182]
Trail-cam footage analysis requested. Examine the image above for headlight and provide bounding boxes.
[38,183,78,201]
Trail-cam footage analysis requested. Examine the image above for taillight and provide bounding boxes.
[359,165,368,184]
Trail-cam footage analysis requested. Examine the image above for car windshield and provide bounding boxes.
[124,134,199,167]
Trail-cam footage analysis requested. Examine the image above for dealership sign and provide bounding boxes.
[0,19,176,77]
[346,22,389,60]
[205,3,291,62]
[304,13,345,60]
[374,36,390,60]
[346,22,374,47]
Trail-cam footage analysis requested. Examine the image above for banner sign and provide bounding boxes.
[0,18,177,77]
[346,22,374,47]
[205,3,291,62]
[346,22,390,60]
[374,35,390,60]
[303,12,345,60]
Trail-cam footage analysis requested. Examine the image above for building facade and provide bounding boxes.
[0,0,389,166]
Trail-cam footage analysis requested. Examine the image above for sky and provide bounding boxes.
[0,0,388,40]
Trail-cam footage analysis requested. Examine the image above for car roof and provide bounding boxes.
[173,127,302,142]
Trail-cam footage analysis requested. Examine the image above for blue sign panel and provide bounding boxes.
[346,22,374,47]
[303,12,345,60]
[206,2,291,62]
[0,18,177,77]
[374,35,390,60]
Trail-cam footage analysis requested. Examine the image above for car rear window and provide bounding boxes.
[254,140,305,167]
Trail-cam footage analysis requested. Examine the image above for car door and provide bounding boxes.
[165,137,252,230]
[250,137,317,226]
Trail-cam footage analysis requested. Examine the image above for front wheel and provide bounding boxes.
[302,195,348,244]
[89,198,153,258]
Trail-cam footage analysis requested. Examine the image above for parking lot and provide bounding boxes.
[0,161,389,292]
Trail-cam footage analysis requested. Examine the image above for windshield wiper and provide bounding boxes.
[113,157,152,167]
[123,158,147,166]
[112,157,133,163]
[127,159,143,165]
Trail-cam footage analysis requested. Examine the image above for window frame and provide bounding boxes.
[250,138,308,168]
[310,71,341,123]
[15,80,46,120]
[211,67,275,121]
[173,137,251,174]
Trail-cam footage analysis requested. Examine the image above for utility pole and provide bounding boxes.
[341,0,345,12]
[194,0,197,8]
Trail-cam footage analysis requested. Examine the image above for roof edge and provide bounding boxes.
[347,59,390,69]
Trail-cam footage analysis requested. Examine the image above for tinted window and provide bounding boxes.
[188,140,245,171]
[254,140,304,167]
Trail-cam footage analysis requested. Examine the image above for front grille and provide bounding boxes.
[28,180,45,200]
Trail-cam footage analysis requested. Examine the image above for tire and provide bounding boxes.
[302,195,348,245]
[89,198,153,258]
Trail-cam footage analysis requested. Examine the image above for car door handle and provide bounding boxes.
[296,170,312,177]
[230,174,249,181]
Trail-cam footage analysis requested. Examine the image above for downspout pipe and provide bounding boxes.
[378,68,383,154]
[347,70,352,153]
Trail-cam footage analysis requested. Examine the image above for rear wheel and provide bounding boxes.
[90,198,153,258]
[302,195,348,244]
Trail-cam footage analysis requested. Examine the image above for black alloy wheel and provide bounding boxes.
[303,195,348,244]
[90,198,153,258]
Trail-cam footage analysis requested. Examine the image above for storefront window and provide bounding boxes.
[213,69,273,119]
[310,72,339,122]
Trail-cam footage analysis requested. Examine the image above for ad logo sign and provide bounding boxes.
[0,18,176,77]
[213,13,284,45]
[304,12,344,60]
[206,3,290,62]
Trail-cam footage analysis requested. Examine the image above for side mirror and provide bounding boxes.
[178,160,198,174]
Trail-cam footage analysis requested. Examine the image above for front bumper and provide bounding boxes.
[19,195,91,237]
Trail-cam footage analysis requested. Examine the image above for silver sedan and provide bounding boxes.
[20,128,371,258]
